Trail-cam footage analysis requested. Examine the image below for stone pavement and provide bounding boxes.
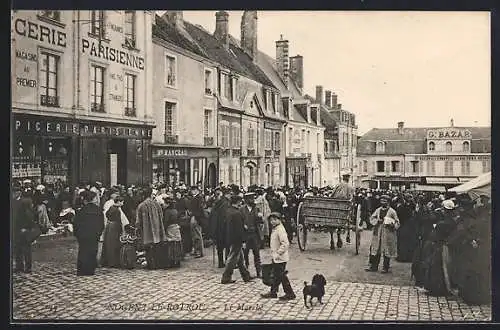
[12,235,492,321]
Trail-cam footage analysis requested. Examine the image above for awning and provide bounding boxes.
[449,172,491,199]
[415,184,447,192]
[425,177,459,184]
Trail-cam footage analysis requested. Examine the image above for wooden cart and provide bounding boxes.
[296,197,360,254]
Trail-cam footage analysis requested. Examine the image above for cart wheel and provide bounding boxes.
[296,202,307,251]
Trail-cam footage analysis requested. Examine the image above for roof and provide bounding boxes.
[319,106,337,128]
[360,126,491,141]
[182,22,276,88]
[256,51,304,99]
[152,15,207,58]
[291,104,307,123]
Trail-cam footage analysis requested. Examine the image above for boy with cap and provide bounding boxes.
[261,212,296,300]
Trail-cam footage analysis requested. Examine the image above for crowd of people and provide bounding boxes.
[12,174,491,305]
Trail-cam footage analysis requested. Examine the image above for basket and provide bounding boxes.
[261,263,275,286]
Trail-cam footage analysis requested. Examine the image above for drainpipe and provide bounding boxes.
[76,11,81,112]
[72,11,76,113]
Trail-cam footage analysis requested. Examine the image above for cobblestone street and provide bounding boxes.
[12,231,491,321]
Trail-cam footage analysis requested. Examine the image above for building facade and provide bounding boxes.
[11,10,155,187]
[151,13,219,188]
[257,35,324,188]
[357,121,491,190]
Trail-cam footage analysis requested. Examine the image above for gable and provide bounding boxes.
[242,92,265,117]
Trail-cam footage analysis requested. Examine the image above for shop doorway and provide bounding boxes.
[207,163,217,188]
[108,139,127,186]
[244,161,257,187]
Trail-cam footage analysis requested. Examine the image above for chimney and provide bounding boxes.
[337,103,342,110]
[325,90,332,108]
[289,55,304,90]
[164,11,184,29]
[316,106,321,126]
[315,85,324,105]
[214,11,229,49]
[241,11,258,61]
[397,121,404,134]
[275,35,289,87]
[331,92,338,109]
[450,118,454,127]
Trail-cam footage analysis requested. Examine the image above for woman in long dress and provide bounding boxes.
[101,196,124,268]
[161,196,183,268]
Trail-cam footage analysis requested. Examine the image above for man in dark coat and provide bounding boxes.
[285,188,302,243]
[209,187,230,268]
[240,192,263,278]
[13,189,37,273]
[175,189,192,255]
[73,190,104,276]
[221,195,253,284]
[395,195,417,262]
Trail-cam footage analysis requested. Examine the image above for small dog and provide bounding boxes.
[303,274,327,308]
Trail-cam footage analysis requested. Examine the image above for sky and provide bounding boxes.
[159,11,490,135]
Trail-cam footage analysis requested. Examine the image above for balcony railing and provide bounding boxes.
[232,149,241,157]
[247,149,256,157]
[221,149,230,157]
[274,149,281,156]
[41,95,60,107]
[265,150,272,157]
[164,134,179,144]
[125,107,136,117]
[204,137,214,146]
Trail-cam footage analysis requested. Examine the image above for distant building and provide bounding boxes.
[357,121,491,190]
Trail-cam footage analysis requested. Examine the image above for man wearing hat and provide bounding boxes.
[366,194,400,273]
[241,191,263,278]
[189,185,206,258]
[221,195,253,284]
[209,187,231,268]
[331,174,355,200]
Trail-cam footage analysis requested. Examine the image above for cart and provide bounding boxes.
[296,197,360,254]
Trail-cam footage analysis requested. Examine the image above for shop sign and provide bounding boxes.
[427,128,471,140]
[13,116,153,138]
[81,38,145,70]
[154,148,188,157]
[13,18,67,48]
[80,124,152,138]
[264,121,282,130]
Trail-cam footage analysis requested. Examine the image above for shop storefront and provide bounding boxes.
[12,113,153,188]
[151,145,218,188]
[285,158,309,188]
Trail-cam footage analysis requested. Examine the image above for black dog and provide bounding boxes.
[303,274,327,308]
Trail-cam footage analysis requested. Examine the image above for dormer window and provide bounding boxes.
[124,11,136,49]
[375,141,385,153]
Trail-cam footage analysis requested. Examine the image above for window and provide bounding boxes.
[482,160,490,173]
[272,93,278,113]
[462,141,470,152]
[90,11,105,37]
[445,141,452,152]
[228,165,234,183]
[231,125,240,148]
[40,52,59,107]
[247,127,255,150]
[203,110,212,137]
[306,131,310,153]
[124,11,136,48]
[460,161,470,176]
[427,161,435,175]
[428,141,435,151]
[411,161,419,173]
[288,128,293,152]
[165,55,176,87]
[264,130,272,150]
[445,161,454,176]
[39,10,61,21]
[274,132,281,150]
[376,161,385,172]
[376,141,385,153]
[220,124,230,148]
[391,161,400,172]
[125,73,136,116]
[363,160,368,173]
[204,69,213,95]
[301,130,306,153]
[164,102,177,136]
[224,75,232,100]
[229,76,235,101]
[90,65,105,112]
